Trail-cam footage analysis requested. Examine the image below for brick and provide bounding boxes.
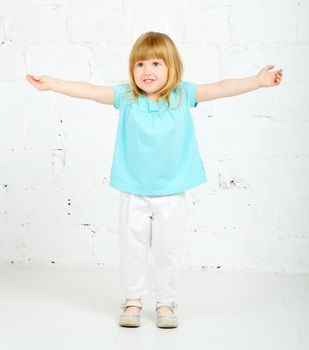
[297,2,309,42]
[7,6,67,43]
[180,44,220,82]
[0,44,25,78]
[26,45,89,81]
[69,5,130,46]
[92,46,130,83]
[0,81,54,114]
[0,116,27,152]
[184,6,230,47]
[0,151,51,186]
[230,5,297,45]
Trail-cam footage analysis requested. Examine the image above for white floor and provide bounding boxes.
[0,266,308,350]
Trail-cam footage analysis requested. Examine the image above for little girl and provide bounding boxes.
[26,31,283,329]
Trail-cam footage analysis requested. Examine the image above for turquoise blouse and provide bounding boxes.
[109,80,207,196]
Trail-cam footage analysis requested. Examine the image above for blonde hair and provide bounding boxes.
[128,31,183,108]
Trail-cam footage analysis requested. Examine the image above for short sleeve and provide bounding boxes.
[180,81,198,108]
[112,83,131,110]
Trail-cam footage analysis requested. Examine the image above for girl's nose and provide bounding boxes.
[143,65,152,73]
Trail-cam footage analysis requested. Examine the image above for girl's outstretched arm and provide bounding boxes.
[196,65,283,103]
[25,74,114,105]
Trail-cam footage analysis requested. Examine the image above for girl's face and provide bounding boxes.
[133,58,168,100]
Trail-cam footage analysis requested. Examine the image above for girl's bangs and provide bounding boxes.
[132,42,166,64]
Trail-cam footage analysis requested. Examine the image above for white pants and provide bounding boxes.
[118,191,190,304]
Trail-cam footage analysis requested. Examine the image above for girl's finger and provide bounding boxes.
[266,64,275,71]
[28,75,39,80]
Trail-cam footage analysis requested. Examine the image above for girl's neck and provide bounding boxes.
[146,93,159,101]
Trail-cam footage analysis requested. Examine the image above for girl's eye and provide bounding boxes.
[136,61,160,67]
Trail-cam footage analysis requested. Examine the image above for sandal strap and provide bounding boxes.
[121,298,142,310]
[156,301,178,312]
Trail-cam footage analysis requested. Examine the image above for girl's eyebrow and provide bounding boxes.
[136,59,162,63]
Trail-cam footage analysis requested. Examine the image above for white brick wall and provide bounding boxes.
[0,0,308,272]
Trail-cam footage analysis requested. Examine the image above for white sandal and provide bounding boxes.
[119,298,142,327]
[156,301,178,328]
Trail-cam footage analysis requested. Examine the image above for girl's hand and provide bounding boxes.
[25,74,54,91]
[256,65,283,88]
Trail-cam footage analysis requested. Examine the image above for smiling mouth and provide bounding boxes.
[143,79,155,83]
